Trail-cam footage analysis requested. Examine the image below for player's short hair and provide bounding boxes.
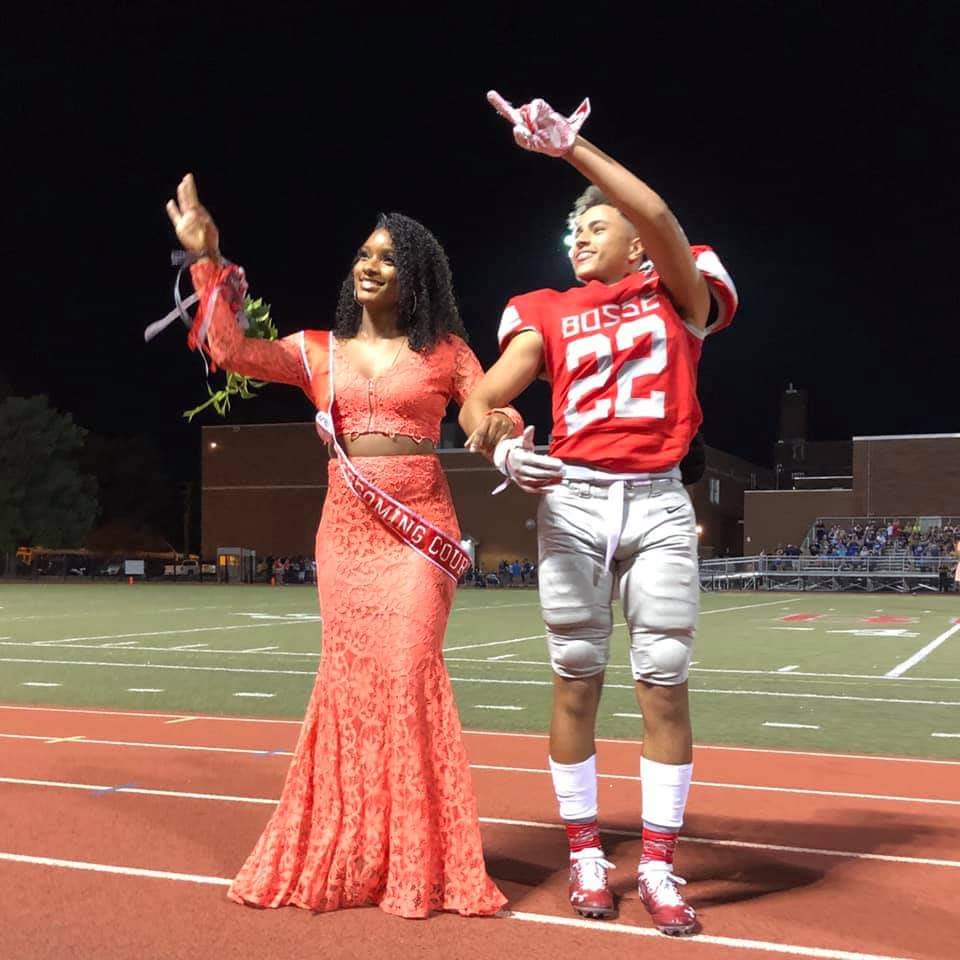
[568,185,613,230]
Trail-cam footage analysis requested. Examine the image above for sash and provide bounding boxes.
[310,331,471,583]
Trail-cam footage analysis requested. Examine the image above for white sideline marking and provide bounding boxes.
[445,635,544,653]
[885,622,960,678]
[127,689,163,693]
[764,722,821,730]
[0,640,318,659]
[4,776,959,870]
[20,682,61,688]
[232,692,275,699]
[1,703,957,766]
[0,850,917,959]
[448,656,960,684]
[473,705,523,711]
[452,676,960,707]
[700,599,802,615]
[932,733,960,739]
[44,622,308,644]
[778,665,800,672]
[0,657,314,677]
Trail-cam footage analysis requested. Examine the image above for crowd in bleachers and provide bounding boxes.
[787,518,959,566]
[463,558,537,588]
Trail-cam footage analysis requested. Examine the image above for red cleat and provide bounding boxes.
[637,868,697,935]
[568,855,617,919]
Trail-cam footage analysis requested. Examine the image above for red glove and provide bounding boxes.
[487,90,590,157]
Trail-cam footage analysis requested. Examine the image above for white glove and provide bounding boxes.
[494,425,565,493]
[487,90,590,157]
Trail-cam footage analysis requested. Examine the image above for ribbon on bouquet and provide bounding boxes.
[311,331,471,583]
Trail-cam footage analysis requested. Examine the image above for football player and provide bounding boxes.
[463,92,737,935]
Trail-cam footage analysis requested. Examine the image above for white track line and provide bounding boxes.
[1,738,954,806]
[464,730,960,767]
[2,703,958,766]
[4,776,958,869]
[0,852,231,886]
[0,733,289,757]
[480,816,960,869]
[469,764,960,807]
[0,849,923,960]
[507,910,917,960]
[886,622,960,678]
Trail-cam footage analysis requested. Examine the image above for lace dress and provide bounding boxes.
[191,261,511,917]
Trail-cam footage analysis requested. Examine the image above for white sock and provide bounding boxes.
[640,756,692,833]
[549,754,598,822]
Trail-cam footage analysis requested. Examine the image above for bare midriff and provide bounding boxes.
[334,433,437,458]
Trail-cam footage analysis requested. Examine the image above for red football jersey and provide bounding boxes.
[498,246,737,472]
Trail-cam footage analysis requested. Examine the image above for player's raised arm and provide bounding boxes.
[487,91,710,328]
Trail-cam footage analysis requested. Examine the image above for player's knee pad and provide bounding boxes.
[544,605,611,679]
[629,630,693,685]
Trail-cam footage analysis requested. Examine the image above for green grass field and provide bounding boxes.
[1,583,958,758]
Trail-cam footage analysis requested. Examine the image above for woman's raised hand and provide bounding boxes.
[166,173,221,261]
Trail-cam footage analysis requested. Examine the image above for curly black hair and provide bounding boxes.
[333,213,468,352]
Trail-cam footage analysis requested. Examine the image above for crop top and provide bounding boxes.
[190,260,521,445]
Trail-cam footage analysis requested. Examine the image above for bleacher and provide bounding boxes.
[701,515,959,593]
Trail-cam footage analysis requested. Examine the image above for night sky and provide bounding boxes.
[5,2,958,489]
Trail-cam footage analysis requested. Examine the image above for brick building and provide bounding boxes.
[201,423,765,565]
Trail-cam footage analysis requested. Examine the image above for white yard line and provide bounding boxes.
[4,775,959,869]
[763,722,821,730]
[932,733,960,739]
[20,682,61,688]
[36,622,310,645]
[701,599,803,615]
[473,705,524,711]
[885,622,960,678]
[445,635,544,653]
[232,692,275,699]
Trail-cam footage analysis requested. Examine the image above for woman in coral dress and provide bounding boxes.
[166,174,520,918]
